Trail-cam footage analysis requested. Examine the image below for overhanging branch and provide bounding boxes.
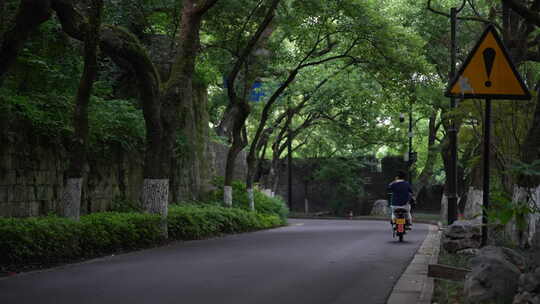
[503,0,540,27]
[427,0,501,30]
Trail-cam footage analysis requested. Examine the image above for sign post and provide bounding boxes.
[445,25,531,246]
[482,98,491,246]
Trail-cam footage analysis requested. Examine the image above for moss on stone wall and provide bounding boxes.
[0,107,244,218]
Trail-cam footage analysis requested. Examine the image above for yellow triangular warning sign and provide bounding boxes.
[445,25,531,100]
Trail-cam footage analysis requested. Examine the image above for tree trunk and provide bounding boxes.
[463,146,483,222]
[171,82,211,202]
[509,89,540,246]
[61,0,102,220]
[440,193,448,224]
[247,188,255,211]
[269,144,283,194]
[141,178,169,236]
[242,21,277,211]
[141,0,216,220]
[507,186,527,245]
[507,185,540,247]
[62,178,83,219]
[223,115,248,206]
[0,1,5,39]
[304,181,309,214]
[270,166,279,195]
[224,185,233,207]
[439,105,464,223]
[526,186,540,245]
[416,110,439,191]
[222,0,280,206]
[143,1,206,213]
[246,153,256,211]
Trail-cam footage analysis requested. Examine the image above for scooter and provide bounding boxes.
[392,208,411,242]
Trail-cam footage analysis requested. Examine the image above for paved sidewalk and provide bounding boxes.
[387,224,441,304]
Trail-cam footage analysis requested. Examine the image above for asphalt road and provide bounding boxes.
[0,219,429,304]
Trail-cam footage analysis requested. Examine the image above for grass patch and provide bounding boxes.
[433,279,465,304]
[413,212,441,223]
[432,249,472,304]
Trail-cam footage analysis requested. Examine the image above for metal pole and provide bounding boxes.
[408,99,413,184]
[481,99,491,246]
[287,116,293,209]
[448,7,458,225]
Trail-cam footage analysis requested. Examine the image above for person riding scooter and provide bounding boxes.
[388,171,414,227]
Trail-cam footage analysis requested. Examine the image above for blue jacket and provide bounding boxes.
[388,180,413,206]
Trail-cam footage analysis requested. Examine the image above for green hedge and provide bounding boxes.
[0,205,284,270]
[168,204,283,240]
[208,178,289,221]
[0,212,164,268]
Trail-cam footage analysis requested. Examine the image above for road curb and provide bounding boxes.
[386,223,441,304]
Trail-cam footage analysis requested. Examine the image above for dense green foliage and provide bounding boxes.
[313,158,366,215]
[0,17,146,151]
[0,205,284,270]
[0,86,145,151]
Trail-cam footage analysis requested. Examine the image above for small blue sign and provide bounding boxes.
[250,81,266,102]
[223,77,266,102]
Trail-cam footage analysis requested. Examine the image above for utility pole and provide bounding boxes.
[447,6,460,225]
[287,108,293,209]
[408,97,413,184]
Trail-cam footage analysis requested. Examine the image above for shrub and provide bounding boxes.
[0,205,283,270]
[0,216,81,266]
[208,178,289,220]
[0,212,164,269]
[79,212,164,256]
[108,197,143,213]
[168,204,284,240]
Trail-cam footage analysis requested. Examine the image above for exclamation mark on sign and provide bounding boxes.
[483,48,496,87]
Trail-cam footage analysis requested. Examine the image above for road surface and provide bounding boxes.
[0,219,429,304]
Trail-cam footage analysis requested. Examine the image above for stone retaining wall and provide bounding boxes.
[0,129,247,217]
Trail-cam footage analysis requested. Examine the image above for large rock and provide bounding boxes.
[533,220,540,251]
[445,220,482,238]
[513,292,540,304]
[443,220,482,253]
[370,200,388,216]
[464,246,524,304]
[440,194,448,225]
[444,238,481,254]
[519,272,540,293]
[463,187,483,222]
[457,248,480,256]
[513,267,540,304]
